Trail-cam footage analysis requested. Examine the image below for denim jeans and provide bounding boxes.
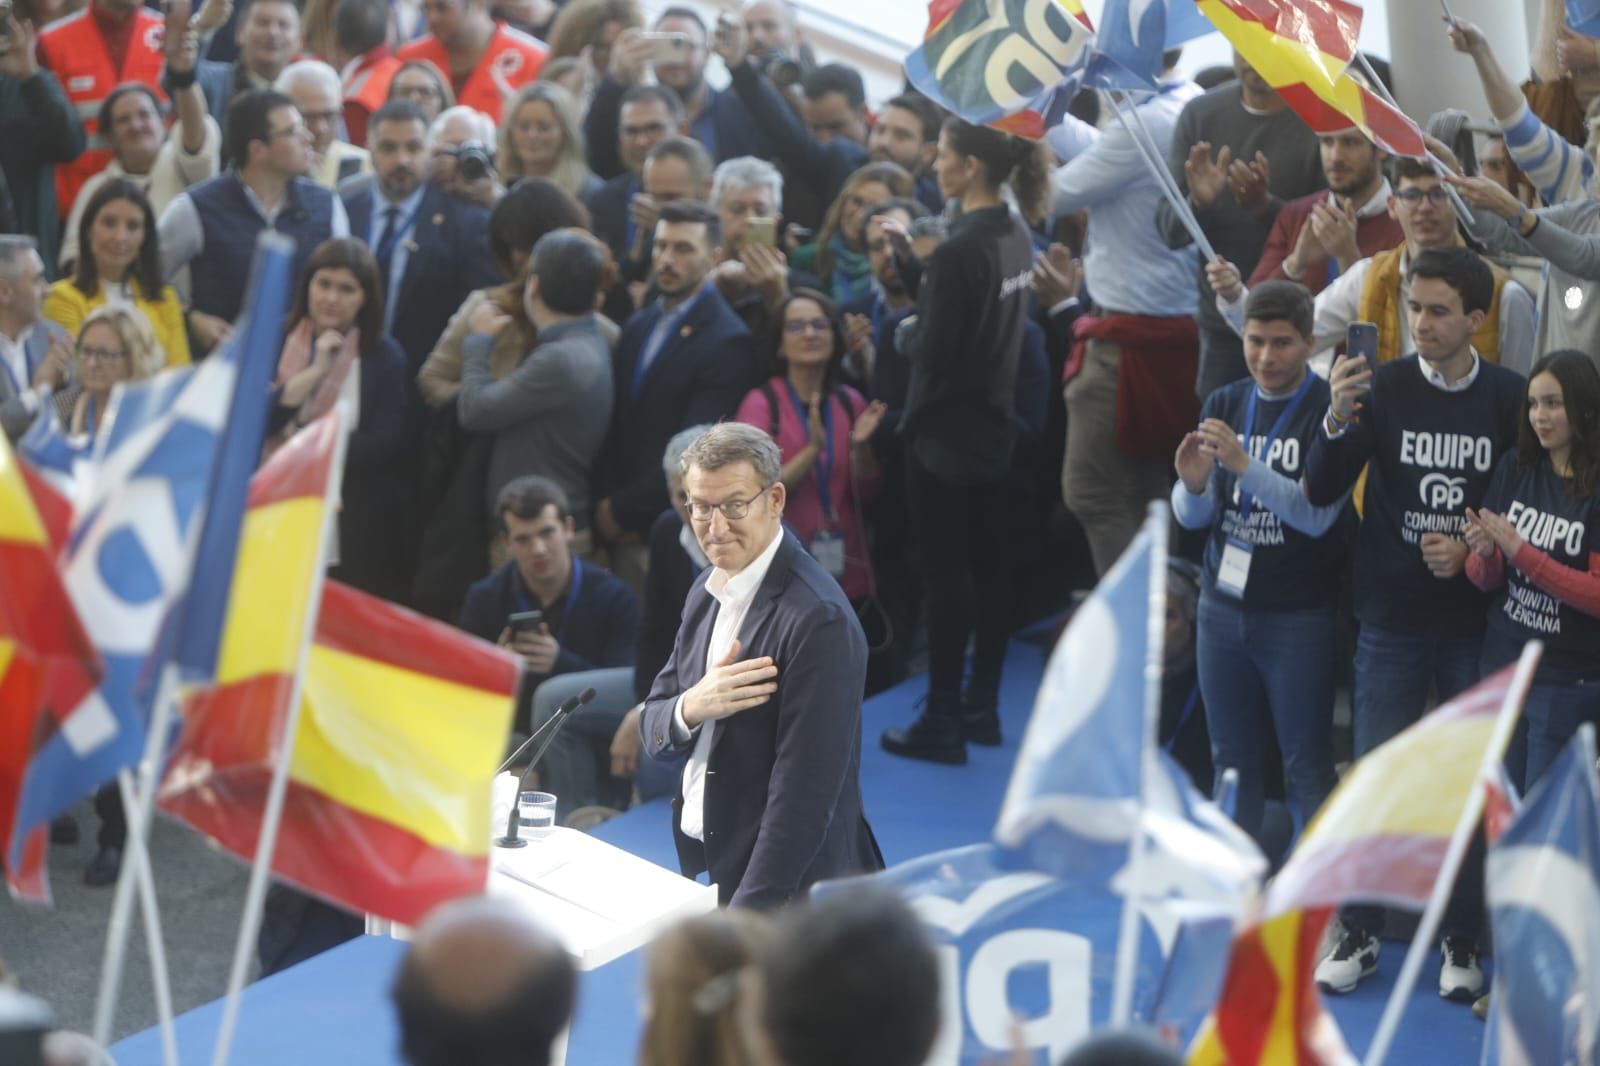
[1345,623,1483,942]
[1196,593,1339,843]
[1521,679,1600,789]
[1352,623,1482,757]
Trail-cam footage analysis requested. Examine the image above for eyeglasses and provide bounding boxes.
[1394,186,1451,204]
[300,109,342,125]
[395,83,443,100]
[783,317,831,335]
[269,121,308,141]
[688,484,774,522]
[622,122,671,138]
[78,346,129,363]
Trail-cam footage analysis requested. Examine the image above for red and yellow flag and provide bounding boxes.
[1188,665,1522,1065]
[0,435,101,901]
[160,415,520,924]
[1196,0,1426,158]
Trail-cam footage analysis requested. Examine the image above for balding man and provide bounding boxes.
[277,59,371,188]
[391,897,576,1066]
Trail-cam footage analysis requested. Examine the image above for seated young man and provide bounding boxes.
[458,476,639,743]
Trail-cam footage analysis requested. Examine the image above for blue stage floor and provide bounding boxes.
[112,637,1485,1064]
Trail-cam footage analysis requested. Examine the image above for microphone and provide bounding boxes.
[495,686,597,849]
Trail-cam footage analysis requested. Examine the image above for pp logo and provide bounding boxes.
[1419,472,1466,511]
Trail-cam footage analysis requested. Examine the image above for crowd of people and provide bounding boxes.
[4,0,1600,1052]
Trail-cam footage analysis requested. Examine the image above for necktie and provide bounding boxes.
[375,204,399,291]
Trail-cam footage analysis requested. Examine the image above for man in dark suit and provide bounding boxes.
[594,199,757,587]
[642,422,882,907]
[0,236,70,440]
[342,99,497,412]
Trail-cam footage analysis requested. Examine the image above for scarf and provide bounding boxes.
[277,319,361,426]
[827,232,873,306]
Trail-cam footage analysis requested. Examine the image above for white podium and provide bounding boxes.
[367,774,718,970]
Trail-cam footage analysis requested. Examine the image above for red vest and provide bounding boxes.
[38,8,168,219]
[397,22,545,124]
[341,47,400,148]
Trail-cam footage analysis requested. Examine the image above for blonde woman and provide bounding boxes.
[52,304,164,439]
[638,911,771,1066]
[497,82,601,201]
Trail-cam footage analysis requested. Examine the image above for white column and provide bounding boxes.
[1388,0,1533,125]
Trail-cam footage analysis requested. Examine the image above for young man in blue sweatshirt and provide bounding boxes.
[1303,247,1524,1002]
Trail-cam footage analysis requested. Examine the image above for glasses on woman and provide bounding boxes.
[78,345,129,363]
[783,317,832,335]
[395,83,443,101]
[688,486,774,522]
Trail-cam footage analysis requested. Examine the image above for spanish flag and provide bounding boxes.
[1196,0,1426,158]
[159,416,520,926]
[1187,664,1525,1065]
[0,434,101,901]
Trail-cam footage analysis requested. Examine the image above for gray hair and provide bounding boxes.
[710,156,784,214]
[0,234,37,276]
[429,105,496,148]
[663,423,712,479]
[275,59,342,101]
[679,422,781,486]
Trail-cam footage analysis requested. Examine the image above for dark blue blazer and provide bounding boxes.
[641,530,882,907]
[600,286,758,535]
[341,184,499,391]
[331,335,412,602]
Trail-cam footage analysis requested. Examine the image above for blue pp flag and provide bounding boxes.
[834,516,1264,1063]
[1483,724,1600,1066]
[6,237,294,878]
[904,0,1095,138]
[1568,0,1600,41]
[160,233,293,687]
[1085,0,1215,91]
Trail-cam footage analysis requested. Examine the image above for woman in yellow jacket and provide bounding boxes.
[44,179,190,368]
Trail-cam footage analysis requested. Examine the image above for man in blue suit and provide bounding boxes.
[342,100,498,396]
[594,199,758,585]
[0,236,70,441]
[642,422,882,908]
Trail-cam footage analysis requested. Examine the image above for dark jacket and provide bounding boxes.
[641,530,883,907]
[636,508,705,701]
[584,169,635,265]
[584,74,771,179]
[724,60,867,212]
[599,285,758,535]
[0,69,85,275]
[459,557,640,722]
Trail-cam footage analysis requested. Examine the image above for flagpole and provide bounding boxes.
[1109,499,1170,1025]
[1361,641,1542,1066]
[119,769,180,1066]
[1350,52,1477,224]
[210,411,350,1066]
[92,663,183,1066]
[1103,91,1220,264]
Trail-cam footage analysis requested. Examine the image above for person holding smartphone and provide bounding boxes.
[1304,247,1525,1001]
[1171,280,1347,849]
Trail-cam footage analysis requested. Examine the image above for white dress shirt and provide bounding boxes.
[674,526,785,842]
[0,323,35,394]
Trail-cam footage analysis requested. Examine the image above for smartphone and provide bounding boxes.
[1347,322,1378,388]
[0,0,12,36]
[638,31,692,63]
[745,216,777,248]
[507,609,543,634]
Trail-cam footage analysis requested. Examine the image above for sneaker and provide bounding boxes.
[1315,926,1379,994]
[1440,936,1483,1002]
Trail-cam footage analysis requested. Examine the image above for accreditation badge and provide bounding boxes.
[1216,537,1253,598]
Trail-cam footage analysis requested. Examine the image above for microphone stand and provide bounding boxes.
[495,687,597,849]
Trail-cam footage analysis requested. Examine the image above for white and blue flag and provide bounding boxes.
[1085,0,1215,91]
[1484,724,1600,1066]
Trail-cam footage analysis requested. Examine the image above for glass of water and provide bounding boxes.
[518,790,557,838]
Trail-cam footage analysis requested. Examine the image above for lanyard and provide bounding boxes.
[513,558,585,626]
[784,380,835,522]
[1237,372,1315,519]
